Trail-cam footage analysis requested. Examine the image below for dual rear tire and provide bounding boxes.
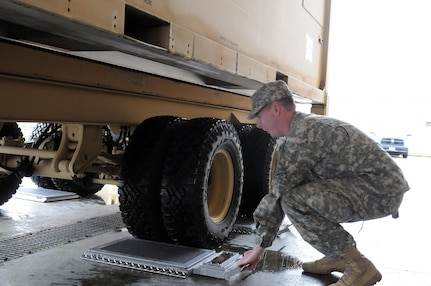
[119,117,243,248]
[119,116,283,249]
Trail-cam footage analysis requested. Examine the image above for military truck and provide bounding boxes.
[0,0,331,248]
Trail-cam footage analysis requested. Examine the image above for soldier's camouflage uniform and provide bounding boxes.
[253,111,410,257]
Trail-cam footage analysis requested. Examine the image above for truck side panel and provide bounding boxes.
[4,0,330,105]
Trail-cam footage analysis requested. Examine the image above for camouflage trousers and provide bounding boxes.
[280,175,405,257]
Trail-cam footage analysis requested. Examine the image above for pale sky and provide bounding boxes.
[327,0,431,142]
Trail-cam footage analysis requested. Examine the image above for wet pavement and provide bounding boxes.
[0,156,430,285]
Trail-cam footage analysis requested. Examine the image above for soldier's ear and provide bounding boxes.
[272,102,281,115]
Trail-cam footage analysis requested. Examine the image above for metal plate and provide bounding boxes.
[13,188,79,202]
[82,238,216,278]
[194,251,241,279]
[82,238,241,279]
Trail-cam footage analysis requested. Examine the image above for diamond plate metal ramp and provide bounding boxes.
[0,212,124,262]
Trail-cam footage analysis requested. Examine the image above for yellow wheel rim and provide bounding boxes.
[207,149,234,223]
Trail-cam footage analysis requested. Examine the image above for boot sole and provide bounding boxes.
[302,267,346,275]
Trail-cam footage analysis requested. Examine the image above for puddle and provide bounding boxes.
[226,215,301,273]
[258,250,302,272]
[68,266,145,286]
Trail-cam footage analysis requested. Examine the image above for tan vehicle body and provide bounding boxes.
[0,0,331,247]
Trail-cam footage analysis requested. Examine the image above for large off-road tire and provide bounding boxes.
[51,178,104,196]
[0,122,22,138]
[118,116,185,242]
[161,118,243,248]
[236,126,286,216]
[31,175,56,190]
[0,123,23,205]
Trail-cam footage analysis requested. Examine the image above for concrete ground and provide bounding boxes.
[0,156,430,286]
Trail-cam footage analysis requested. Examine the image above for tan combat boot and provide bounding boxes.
[302,256,346,274]
[330,247,382,286]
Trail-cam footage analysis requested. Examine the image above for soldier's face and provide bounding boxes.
[256,103,279,137]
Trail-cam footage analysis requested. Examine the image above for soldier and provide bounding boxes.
[237,80,409,286]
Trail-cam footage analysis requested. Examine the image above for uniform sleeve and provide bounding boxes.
[253,192,284,248]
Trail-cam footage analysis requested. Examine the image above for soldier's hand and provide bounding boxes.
[236,246,265,271]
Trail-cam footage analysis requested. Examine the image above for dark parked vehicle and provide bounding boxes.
[380,137,408,158]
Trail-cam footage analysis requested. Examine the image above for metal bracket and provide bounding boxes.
[52,124,102,174]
